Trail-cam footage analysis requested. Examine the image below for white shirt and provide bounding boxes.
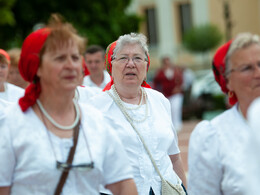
[0,82,24,102]
[0,99,13,120]
[0,103,133,195]
[82,70,111,90]
[243,97,260,195]
[89,87,180,195]
[188,104,250,195]
[75,85,101,103]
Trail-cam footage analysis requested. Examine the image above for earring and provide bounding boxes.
[228,91,234,98]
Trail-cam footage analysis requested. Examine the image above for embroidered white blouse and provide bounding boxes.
[89,87,180,195]
[0,103,133,195]
[188,104,250,195]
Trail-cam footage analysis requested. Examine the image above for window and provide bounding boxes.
[145,8,158,46]
[179,3,192,39]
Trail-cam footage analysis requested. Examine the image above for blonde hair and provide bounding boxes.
[7,48,21,68]
[40,14,86,59]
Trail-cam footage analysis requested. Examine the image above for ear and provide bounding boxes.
[226,77,233,91]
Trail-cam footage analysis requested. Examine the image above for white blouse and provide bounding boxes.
[243,97,260,195]
[0,82,24,102]
[82,70,111,90]
[89,87,180,195]
[188,104,250,195]
[0,103,133,195]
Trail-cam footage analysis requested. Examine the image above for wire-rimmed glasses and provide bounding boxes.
[112,56,147,65]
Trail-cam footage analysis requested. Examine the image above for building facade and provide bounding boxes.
[127,0,260,70]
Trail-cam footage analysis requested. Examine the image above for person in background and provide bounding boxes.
[7,48,29,89]
[89,33,187,195]
[0,14,137,195]
[0,49,24,103]
[82,45,111,90]
[188,32,260,194]
[153,57,184,132]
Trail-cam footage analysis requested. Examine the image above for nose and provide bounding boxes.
[254,65,260,77]
[126,58,135,68]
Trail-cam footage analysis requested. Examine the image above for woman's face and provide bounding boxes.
[0,62,9,85]
[37,43,83,93]
[111,43,147,88]
[227,44,260,106]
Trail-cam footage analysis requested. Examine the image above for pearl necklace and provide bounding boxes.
[111,85,148,123]
[36,99,80,130]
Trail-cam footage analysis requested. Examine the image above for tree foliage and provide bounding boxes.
[183,24,223,53]
[0,0,141,49]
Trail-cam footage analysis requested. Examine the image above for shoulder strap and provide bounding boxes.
[107,91,165,180]
[54,120,80,195]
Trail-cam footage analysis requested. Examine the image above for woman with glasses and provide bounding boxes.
[0,49,24,103]
[89,33,187,195]
[0,14,137,195]
[188,32,260,194]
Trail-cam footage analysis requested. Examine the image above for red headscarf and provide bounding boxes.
[103,41,151,91]
[212,40,237,105]
[0,49,10,66]
[18,28,51,112]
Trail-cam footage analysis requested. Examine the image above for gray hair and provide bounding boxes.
[225,32,260,76]
[112,33,149,60]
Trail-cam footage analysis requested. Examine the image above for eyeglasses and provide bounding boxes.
[56,161,94,172]
[226,63,260,76]
[113,56,147,65]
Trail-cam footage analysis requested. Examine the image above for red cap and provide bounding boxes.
[18,28,51,112]
[0,49,11,66]
[212,40,237,105]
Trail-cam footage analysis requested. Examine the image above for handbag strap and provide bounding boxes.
[107,90,166,181]
[54,120,81,195]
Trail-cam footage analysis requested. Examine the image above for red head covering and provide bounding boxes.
[212,40,237,105]
[103,41,151,91]
[18,28,51,112]
[82,56,90,76]
[0,49,10,66]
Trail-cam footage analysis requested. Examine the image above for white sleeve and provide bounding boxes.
[0,118,16,186]
[102,119,133,185]
[188,120,222,195]
[162,96,180,155]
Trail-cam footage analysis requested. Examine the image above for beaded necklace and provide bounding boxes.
[36,99,80,130]
[111,85,148,123]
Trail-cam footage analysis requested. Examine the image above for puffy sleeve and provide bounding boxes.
[0,117,16,186]
[102,117,133,185]
[161,94,179,154]
[188,120,222,195]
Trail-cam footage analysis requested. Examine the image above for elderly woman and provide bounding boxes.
[89,33,186,195]
[0,15,137,195]
[0,49,24,102]
[188,32,260,194]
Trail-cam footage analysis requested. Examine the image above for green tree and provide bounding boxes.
[0,0,141,49]
[182,24,223,68]
[183,24,222,53]
[0,0,16,26]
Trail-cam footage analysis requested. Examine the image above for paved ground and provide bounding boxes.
[177,119,201,176]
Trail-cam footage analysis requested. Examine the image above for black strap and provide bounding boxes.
[54,120,80,195]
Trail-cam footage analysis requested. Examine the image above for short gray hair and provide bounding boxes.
[112,33,149,60]
[225,32,260,76]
